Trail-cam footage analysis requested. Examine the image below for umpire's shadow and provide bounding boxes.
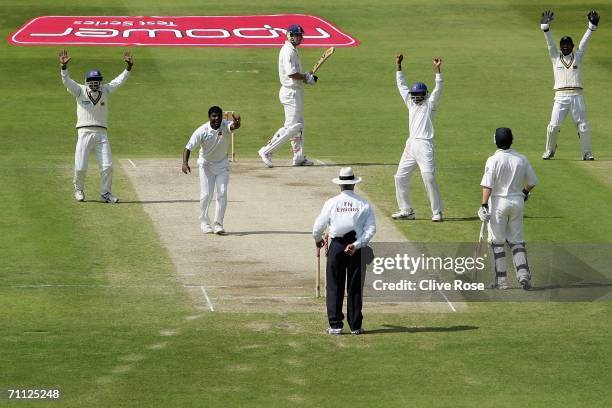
[366,324,479,335]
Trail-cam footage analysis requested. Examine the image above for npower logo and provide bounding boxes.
[8,15,359,47]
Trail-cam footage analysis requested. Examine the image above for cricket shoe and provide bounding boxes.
[258,148,273,168]
[101,192,119,203]
[432,213,443,222]
[293,157,314,166]
[542,150,555,160]
[391,209,416,220]
[74,190,85,202]
[325,327,342,336]
[519,278,532,291]
[213,223,226,235]
[350,328,365,335]
[201,223,213,234]
[489,277,508,290]
[583,152,595,161]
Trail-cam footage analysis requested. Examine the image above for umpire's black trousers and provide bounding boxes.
[326,232,363,331]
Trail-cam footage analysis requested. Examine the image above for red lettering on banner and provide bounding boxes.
[8,15,359,47]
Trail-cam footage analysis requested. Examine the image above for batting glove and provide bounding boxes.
[541,10,554,31]
[477,204,491,222]
[305,73,318,85]
[522,189,530,202]
[588,10,599,30]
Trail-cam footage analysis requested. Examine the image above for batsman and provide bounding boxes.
[478,128,538,291]
[258,24,318,168]
[540,9,600,161]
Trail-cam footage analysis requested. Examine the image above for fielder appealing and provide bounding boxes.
[540,9,600,161]
[392,55,444,222]
[478,128,538,290]
[258,24,317,168]
[313,167,376,335]
[182,106,241,235]
[59,50,133,203]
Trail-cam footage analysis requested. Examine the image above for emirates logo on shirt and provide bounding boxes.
[9,15,359,47]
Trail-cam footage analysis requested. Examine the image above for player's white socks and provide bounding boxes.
[261,123,303,155]
[421,172,444,216]
[509,242,531,282]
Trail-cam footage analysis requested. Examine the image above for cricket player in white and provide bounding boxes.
[258,24,317,168]
[59,50,133,203]
[182,106,241,235]
[392,55,444,222]
[540,9,600,161]
[478,128,538,291]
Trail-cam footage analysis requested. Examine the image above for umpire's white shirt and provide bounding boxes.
[313,190,377,249]
[61,68,130,128]
[278,41,303,89]
[185,120,234,165]
[481,149,538,197]
[397,71,443,141]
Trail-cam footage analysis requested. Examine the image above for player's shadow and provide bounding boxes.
[227,230,312,236]
[366,324,479,335]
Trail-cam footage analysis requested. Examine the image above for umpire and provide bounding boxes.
[313,167,376,335]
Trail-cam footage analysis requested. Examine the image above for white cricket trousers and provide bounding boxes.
[198,159,229,227]
[261,86,305,162]
[73,127,113,195]
[487,196,525,244]
[545,93,591,154]
[394,138,443,216]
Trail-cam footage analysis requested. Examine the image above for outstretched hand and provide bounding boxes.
[588,10,600,26]
[59,49,71,65]
[123,51,134,69]
[433,57,442,73]
[396,54,403,66]
[230,113,241,130]
[541,10,555,25]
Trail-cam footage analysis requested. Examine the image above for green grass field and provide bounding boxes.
[2,0,611,406]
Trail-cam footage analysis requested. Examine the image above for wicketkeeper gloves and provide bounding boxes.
[587,10,599,30]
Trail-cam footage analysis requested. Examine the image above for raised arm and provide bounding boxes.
[429,58,443,108]
[540,10,558,60]
[229,113,241,131]
[106,52,133,94]
[59,49,82,97]
[578,10,599,54]
[395,54,410,103]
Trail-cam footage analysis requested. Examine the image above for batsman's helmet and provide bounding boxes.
[494,127,513,149]
[287,24,304,36]
[409,82,428,94]
[560,36,574,45]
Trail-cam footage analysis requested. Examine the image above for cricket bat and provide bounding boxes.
[311,47,335,74]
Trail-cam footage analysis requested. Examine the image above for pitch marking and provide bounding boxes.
[200,286,215,312]
[127,159,137,168]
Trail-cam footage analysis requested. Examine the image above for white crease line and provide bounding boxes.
[315,159,327,166]
[127,159,137,168]
[185,285,306,289]
[438,290,457,312]
[200,286,215,312]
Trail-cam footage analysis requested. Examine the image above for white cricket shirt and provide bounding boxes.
[312,190,377,249]
[397,71,443,141]
[481,149,538,198]
[544,25,595,95]
[61,68,130,128]
[185,120,234,163]
[278,40,303,89]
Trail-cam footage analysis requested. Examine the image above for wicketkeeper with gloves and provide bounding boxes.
[540,9,600,161]
[478,128,538,290]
